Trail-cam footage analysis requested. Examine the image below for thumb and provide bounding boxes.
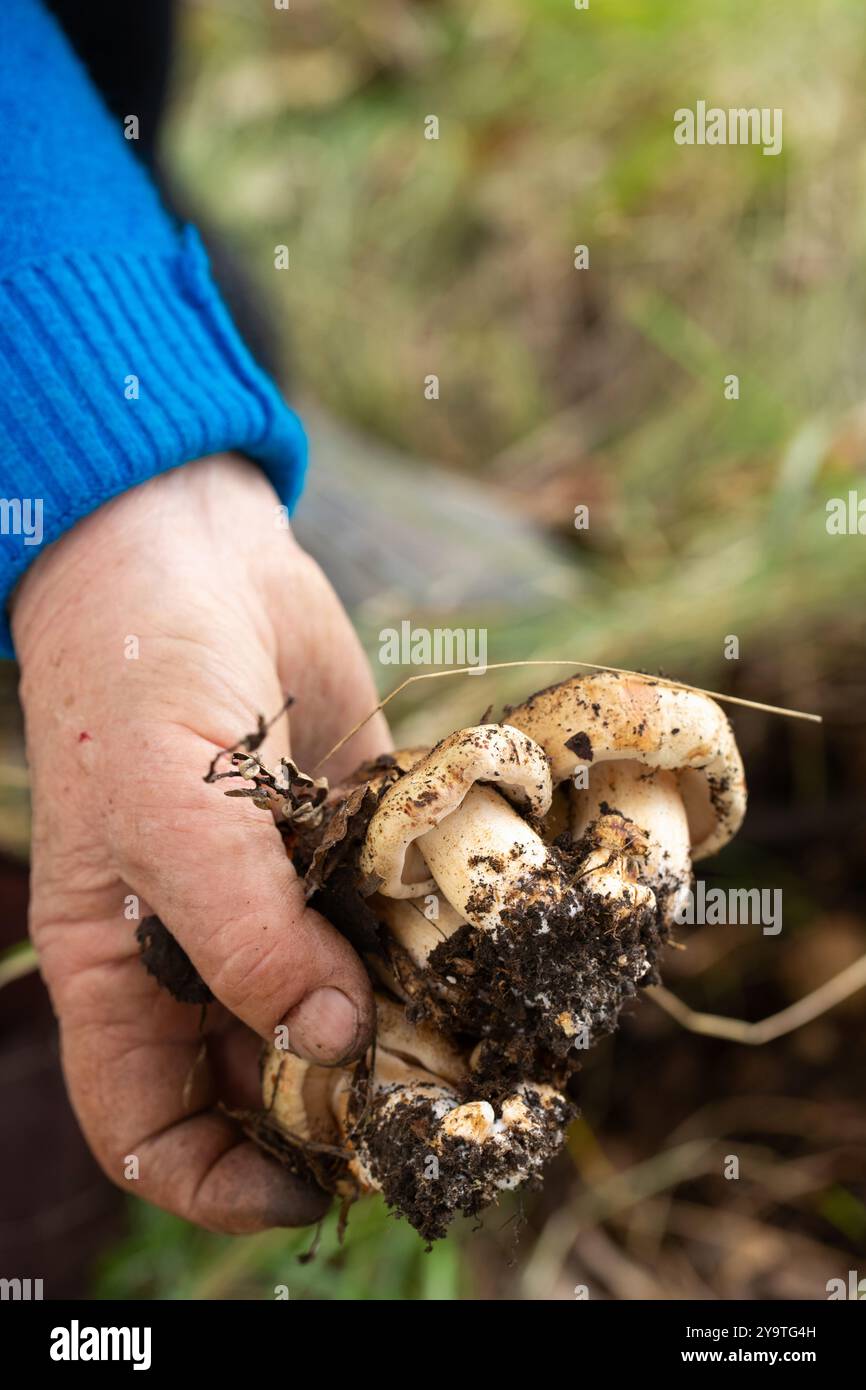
[111,725,375,1065]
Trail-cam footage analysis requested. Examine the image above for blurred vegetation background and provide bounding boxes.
[166,0,866,734]
[4,0,866,1299]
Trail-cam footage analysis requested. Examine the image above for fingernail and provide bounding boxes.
[284,987,360,1065]
[266,1177,331,1229]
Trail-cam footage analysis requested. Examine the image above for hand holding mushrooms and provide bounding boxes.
[11,456,390,1235]
[209,670,747,1240]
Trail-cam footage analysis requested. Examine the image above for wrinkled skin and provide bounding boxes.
[12,454,390,1233]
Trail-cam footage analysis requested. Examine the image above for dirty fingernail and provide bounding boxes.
[266,1176,332,1229]
[285,987,360,1065]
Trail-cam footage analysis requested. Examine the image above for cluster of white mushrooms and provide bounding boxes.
[264,997,569,1240]
[259,672,746,1239]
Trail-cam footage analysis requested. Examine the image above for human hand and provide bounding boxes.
[12,453,390,1233]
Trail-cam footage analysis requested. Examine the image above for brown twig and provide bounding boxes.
[203,692,295,782]
[647,951,866,1044]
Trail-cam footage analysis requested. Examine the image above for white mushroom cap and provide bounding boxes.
[349,1075,568,1192]
[359,725,553,898]
[440,1100,496,1143]
[505,672,746,859]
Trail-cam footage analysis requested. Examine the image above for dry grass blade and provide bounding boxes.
[314,658,821,771]
[647,951,866,1044]
[521,1138,719,1299]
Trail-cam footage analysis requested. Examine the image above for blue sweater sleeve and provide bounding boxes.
[0,0,307,657]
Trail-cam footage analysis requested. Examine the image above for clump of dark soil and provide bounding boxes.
[351,1084,573,1243]
[136,916,212,1005]
[347,814,667,1084]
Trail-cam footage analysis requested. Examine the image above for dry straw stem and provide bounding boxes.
[314,658,822,771]
[522,1136,840,1300]
[524,1098,855,1300]
[648,949,866,1044]
[520,1136,717,1299]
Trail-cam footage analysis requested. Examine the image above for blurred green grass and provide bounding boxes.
[94,1191,467,1301]
[89,0,866,1298]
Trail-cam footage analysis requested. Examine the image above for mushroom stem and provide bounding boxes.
[568,810,656,925]
[570,759,692,923]
[371,893,467,968]
[359,725,552,899]
[416,782,569,935]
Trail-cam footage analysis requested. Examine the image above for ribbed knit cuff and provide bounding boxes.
[0,226,307,657]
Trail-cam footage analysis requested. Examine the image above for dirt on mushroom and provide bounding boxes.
[138,671,748,1241]
[255,994,572,1243]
